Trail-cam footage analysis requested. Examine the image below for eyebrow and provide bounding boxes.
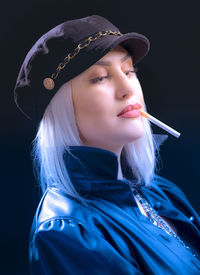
[94,54,132,66]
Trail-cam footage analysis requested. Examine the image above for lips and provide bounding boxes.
[117,103,142,116]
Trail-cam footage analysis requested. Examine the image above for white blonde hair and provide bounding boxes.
[31,80,161,199]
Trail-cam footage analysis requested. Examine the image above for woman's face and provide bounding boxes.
[71,45,145,152]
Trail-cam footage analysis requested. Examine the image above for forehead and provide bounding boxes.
[90,45,132,69]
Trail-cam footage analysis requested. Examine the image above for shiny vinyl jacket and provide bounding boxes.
[29,146,200,274]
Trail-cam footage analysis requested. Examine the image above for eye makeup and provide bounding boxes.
[90,75,110,84]
[89,66,138,84]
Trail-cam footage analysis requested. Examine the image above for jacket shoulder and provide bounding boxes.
[30,213,141,274]
[152,175,189,201]
[151,175,200,223]
[30,191,142,274]
[31,188,93,237]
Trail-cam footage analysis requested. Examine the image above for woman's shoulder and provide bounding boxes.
[30,187,96,240]
[151,175,193,201]
[29,188,142,274]
[150,175,200,222]
[35,187,83,223]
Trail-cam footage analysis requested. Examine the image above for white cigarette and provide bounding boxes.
[139,109,181,138]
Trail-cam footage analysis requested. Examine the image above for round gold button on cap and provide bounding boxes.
[43,78,55,90]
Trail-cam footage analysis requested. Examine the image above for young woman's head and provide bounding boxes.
[14,15,159,198]
[32,44,158,198]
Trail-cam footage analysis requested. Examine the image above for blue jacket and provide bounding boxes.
[29,146,200,274]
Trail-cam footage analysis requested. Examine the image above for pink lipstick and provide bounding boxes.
[117,103,142,118]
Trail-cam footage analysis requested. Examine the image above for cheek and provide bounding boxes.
[134,80,145,105]
[73,95,110,142]
[72,87,110,127]
[139,92,145,106]
[77,95,105,117]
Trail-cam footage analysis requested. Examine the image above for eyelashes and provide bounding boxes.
[90,75,109,84]
[90,67,138,84]
[125,67,138,76]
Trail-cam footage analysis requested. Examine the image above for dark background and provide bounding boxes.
[1,0,200,274]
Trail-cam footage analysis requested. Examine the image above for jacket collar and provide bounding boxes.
[62,146,197,227]
[63,145,140,198]
[64,145,119,181]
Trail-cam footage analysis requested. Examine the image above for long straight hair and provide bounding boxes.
[31,80,160,199]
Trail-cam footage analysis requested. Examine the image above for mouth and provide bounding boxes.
[118,109,141,118]
[117,103,142,118]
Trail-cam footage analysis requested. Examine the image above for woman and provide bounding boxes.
[14,15,200,274]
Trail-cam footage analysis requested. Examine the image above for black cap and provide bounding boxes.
[14,15,150,124]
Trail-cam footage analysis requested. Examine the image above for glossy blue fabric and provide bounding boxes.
[29,146,200,274]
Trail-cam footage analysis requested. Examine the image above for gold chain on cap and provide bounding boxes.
[43,30,122,90]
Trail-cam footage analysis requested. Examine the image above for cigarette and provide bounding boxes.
[139,109,181,138]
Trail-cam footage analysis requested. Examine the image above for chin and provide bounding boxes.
[124,129,145,142]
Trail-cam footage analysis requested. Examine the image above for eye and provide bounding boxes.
[125,67,138,76]
[90,75,109,84]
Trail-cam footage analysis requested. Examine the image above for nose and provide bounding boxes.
[114,71,136,100]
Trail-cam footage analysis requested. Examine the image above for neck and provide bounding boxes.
[117,154,124,180]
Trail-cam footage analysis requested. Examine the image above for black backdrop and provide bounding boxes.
[1,1,200,274]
